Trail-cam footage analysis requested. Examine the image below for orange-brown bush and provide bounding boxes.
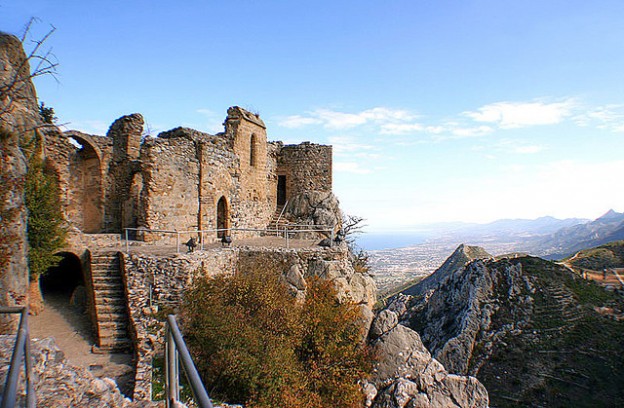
[183,267,373,408]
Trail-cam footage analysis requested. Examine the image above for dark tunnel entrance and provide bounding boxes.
[39,252,89,315]
[40,252,85,298]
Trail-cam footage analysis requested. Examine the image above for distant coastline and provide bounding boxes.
[356,232,427,251]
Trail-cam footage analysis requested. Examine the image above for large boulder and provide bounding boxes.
[366,322,489,408]
[284,191,342,235]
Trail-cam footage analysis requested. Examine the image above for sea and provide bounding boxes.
[355,232,428,251]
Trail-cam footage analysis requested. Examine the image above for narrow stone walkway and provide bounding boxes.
[30,293,135,397]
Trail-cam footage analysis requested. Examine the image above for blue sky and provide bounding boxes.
[3,1,624,231]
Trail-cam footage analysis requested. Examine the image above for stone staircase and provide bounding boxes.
[269,204,289,231]
[91,251,132,352]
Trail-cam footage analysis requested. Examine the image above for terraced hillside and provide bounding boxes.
[389,252,624,407]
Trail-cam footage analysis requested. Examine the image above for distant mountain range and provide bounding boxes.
[412,210,624,260]
[531,209,624,259]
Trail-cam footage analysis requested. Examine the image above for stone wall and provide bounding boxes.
[44,128,112,235]
[105,114,143,232]
[224,106,275,232]
[121,245,376,401]
[277,142,332,201]
[0,33,39,324]
[140,130,202,233]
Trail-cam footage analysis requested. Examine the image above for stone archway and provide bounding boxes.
[68,136,104,233]
[217,196,229,238]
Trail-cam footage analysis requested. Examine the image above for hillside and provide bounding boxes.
[566,240,624,271]
[400,244,492,297]
[386,248,624,407]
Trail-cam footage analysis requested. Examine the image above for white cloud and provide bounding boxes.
[573,104,624,132]
[450,125,494,137]
[327,136,374,155]
[464,99,576,129]
[278,115,322,128]
[380,123,424,135]
[334,161,372,174]
[277,107,418,130]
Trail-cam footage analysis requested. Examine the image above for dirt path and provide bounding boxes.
[30,293,135,396]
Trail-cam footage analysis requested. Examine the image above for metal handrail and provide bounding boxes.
[165,314,213,408]
[0,306,35,408]
[123,225,336,252]
[275,200,288,229]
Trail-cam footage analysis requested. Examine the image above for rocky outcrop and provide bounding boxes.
[284,191,342,236]
[365,309,489,408]
[402,244,492,297]
[0,33,40,326]
[0,335,157,407]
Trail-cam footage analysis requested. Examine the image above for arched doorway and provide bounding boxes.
[40,252,85,301]
[34,251,94,349]
[217,196,229,238]
[68,137,104,233]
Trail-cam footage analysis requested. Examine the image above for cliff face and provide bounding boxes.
[0,33,41,320]
[393,246,624,407]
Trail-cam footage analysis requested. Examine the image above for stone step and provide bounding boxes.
[95,304,127,315]
[91,264,121,271]
[91,257,119,265]
[95,298,126,308]
[99,320,129,331]
[96,337,132,352]
[93,281,124,290]
[95,286,125,299]
[92,277,123,286]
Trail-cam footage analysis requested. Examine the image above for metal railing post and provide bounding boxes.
[165,326,179,407]
[0,307,36,408]
[176,232,180,253]
[125,228,129,253]
[164,315,214,408]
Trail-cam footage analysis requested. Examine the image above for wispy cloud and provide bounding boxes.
[334,161,372,174]
[464,99,576,129]
[62,120,110,135]
[277,107,417,130]
[573,104,624,132]
[328,135,374,154]
[196,108,226,133]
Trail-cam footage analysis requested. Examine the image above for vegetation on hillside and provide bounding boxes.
[566,240,624,271]
[183,266,373,408]
[476,257,624,408]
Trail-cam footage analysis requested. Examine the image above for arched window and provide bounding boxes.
[217,196,229,238]
[250,134,257,167]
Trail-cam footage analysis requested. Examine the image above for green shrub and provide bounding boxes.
[183,267,373,408]
[24,154,66,280]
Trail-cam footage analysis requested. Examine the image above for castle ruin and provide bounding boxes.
[44,107,334,243]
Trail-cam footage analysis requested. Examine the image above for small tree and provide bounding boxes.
[38,101,57,124]
[342,213,370,274]
[23,135,66,313]
[183,267,373,407]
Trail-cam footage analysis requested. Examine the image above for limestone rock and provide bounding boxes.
[369,323,489,408]
[0,33,39,326]
[370,309,399,340]
[284,264,307,291]
[0,336,158,407]
[285,191,341,232]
